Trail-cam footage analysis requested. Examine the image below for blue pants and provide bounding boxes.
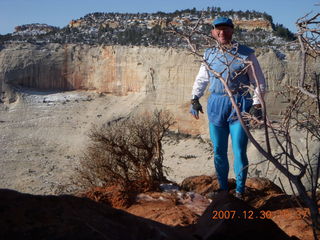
[209,121,249,193]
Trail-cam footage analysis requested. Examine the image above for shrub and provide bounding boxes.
[77,109,175,193]
[273,23,296,41]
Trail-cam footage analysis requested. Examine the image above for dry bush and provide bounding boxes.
[77,109,175,193]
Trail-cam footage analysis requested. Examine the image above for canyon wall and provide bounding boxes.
[0,42,315,134]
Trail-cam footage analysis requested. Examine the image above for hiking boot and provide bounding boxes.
[234,192,244,200]
[206,189,228,199]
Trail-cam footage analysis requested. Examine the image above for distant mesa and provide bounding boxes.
[13,23,59,36]
[0,8,295,48]
[233,19,273,31]
[67,11,273,32]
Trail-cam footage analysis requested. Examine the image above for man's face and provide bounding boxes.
[211,25,234,45]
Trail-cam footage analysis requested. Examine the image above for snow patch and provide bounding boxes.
[19,89,96,104]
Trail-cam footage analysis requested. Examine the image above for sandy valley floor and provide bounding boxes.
[0,90,216,195]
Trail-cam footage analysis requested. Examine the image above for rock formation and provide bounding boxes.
[0,187,299,240]
[233,19,273,31]
[1,42,318,134]
[0,189,195,240]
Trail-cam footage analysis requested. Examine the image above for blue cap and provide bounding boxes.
[212,17,234,28]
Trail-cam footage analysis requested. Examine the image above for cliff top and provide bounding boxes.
[0,8,296,50]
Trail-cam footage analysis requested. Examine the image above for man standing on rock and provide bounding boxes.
[190,17,266,199]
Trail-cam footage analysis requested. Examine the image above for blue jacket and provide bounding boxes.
[205,44,254,126]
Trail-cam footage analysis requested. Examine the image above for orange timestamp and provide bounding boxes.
[212,210,272,220]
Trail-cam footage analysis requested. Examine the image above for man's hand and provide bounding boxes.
[190,96,204,119]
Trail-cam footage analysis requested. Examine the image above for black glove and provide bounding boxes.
[190,96,203,119]
[250,104,263,120]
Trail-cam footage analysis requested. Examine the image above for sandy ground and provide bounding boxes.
[0,90,216,194]
[0,90,147,194]
[162,136,214,183]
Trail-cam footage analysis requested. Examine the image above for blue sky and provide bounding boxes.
[0,0,319,34]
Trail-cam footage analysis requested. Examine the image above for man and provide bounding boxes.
[190,17,266,199]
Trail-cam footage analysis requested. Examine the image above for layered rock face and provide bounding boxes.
[233,19,273,31]
[0,43,204,133]
[0,42,313,134]
[0,44,154,93]
[0,43,199,101]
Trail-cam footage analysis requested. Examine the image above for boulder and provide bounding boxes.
[0,189,195,240]
[192,191,299,240]
[180,175,236,196]
[0,187,300,240]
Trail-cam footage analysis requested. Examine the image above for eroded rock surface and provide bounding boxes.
[0,189,195,240]
[0,186,300,240]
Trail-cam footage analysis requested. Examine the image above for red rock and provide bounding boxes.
[127,200,198,226]
[193,191,297,240]
[245,177,283,194]
[0,189,195,240]
[81,185,134,208]
[271,208,314,240]
[180,175,236,196]
[128,191,211,224]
